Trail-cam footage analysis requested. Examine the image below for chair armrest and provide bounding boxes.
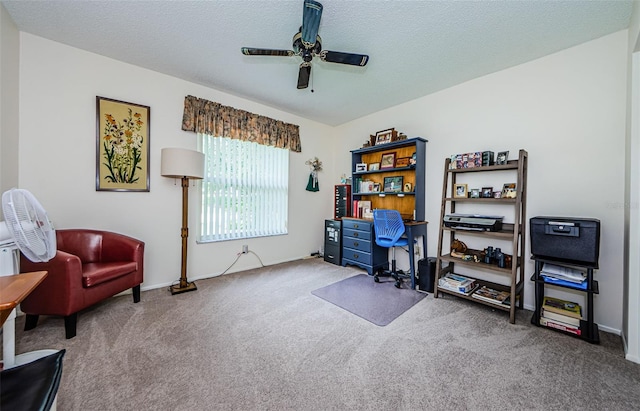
[20,251,84,316]
[100,233,144,263]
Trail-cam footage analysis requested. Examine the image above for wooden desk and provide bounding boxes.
[0,271,47,326]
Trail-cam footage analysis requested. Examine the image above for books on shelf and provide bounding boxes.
[471,286,510,305]
[438,273,477,294]
[542,296,582,319]
[540,316,581,336]
[541,308,581,327]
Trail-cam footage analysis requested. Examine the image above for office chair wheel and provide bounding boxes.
[374,275,380,283]
[395,280,402,288]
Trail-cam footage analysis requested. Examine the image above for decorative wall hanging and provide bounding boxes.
[96,96,150,191]
[305,157,322,192]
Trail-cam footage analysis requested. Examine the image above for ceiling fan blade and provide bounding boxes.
[320,50,369,66]
[301,0,323,48]
[241,47,294,57]
[297,64,311,89]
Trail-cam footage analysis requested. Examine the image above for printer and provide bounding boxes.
[443,214,504,232]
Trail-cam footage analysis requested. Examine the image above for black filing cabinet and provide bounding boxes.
[324,219,342,265]
[341,218,388,275]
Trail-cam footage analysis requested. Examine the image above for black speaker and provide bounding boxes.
[417,257,436,293]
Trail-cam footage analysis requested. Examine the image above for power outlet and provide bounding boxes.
[242,245,249,254]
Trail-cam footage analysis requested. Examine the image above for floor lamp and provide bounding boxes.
[161,147,205,295]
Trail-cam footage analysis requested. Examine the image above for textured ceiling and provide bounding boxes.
[2,0,633,126]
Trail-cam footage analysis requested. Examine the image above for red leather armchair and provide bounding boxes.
[20,229,144,339]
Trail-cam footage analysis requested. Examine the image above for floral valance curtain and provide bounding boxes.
[181,95,301,152]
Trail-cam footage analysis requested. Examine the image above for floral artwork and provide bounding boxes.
[96,97,150,191]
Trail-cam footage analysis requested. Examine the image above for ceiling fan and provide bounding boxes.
[241,0,369,89]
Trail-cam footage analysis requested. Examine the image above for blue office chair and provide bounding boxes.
[373,209,410,288]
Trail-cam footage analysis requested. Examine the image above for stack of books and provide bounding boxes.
[438,273,477,294]
[540,296,582,336]
[471,285,510,305]
[540,263,587,290]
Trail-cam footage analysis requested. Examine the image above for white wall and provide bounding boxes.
[0,3,19,198]
[337,31,628,333]
[18,33,335,289]
[624,1,640,363]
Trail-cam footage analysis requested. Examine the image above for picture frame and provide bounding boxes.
[395,157,411,168]
[496,151,509,165]
[355,163,368,172]
[410,152,417,166]
[96,96,150,192]
[502,183,517,198]
[469,188,480,198]
[375,128,396,145]
[372,183,381,192]
[368,163,380,171]
[493,191,502,198]
[403,182,413,192]
[383,176,403,193]
[482,187,493,198]
[453,183,468,198]
[380,152,396,169]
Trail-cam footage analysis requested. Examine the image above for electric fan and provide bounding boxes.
[0,188,56,369]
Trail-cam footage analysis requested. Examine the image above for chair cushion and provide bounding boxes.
[82,262,138,288]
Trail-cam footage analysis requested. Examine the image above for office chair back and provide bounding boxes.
[373,209,406,248]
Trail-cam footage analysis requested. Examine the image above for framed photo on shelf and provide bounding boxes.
[368,163,380,171]
[496,151,509,165]
[403,182,413,192]
[96,96,150,192]
[355,163,367,172]
[374,128,396,145]
[482,187,493,198]
[469,188,480,198]
[395,157,411,168]
[380,152,396,169]
[501,183,517,198]
[453,183,468,198]
[372,183,381,192]
[383,176,403,192]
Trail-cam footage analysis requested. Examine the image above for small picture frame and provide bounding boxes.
[383,176,403,192]
[469,188,480,198]
[375,128,396,145]
[493,191,502,198]
[410,152,417,166]
[372,183,381,192]
[496,151,509,165]
[403,182,413,192]
[395,157,411,168]
[502,183,517,198]
[380,152,396,169]
[453,183,468,198]
[481,187,493,198]
[355,163,367,172]
[368,163,380,171]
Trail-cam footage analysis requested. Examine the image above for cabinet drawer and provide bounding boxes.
[342,219,371,231]
[324,245,341,265]
[342,236,370,252]
[343,228,372,241]
[343,247,372,264]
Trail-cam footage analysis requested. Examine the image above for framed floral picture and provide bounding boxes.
[96,96,150,191]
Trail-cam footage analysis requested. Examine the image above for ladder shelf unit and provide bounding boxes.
[434,149,528,323]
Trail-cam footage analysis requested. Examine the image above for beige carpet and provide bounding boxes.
[9,258,640,410]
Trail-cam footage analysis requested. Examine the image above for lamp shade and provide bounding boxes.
[161,148,205,179]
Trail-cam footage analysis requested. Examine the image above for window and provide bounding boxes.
[199,134,288,242]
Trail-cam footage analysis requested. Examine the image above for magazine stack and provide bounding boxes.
[540,263,587,290]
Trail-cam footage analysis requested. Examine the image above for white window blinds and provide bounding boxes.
[199,134,288,242]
